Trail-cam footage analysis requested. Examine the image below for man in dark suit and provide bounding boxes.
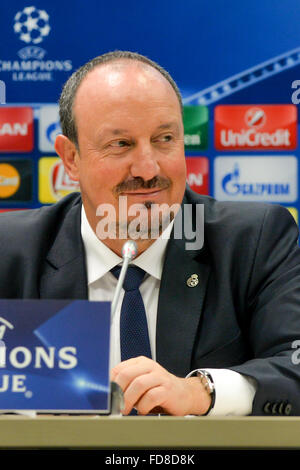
[1,51,300,416]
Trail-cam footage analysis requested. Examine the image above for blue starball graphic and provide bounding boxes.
[13,6,51,45]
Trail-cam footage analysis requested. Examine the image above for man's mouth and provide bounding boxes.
[121,188,164,196]
[114,176,171,198]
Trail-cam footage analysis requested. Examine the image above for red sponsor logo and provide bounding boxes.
[215,105,297,150]
[51,160,79,197]
[186,157,209,194]
[0,107,33,152]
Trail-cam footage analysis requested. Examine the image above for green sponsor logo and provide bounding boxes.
[183,105,208,150]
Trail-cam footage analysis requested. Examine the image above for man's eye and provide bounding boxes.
[111,140,129,147]
[160,134,173,142]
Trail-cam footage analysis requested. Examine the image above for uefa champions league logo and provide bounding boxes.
[13,6,50,45]
[1,6,71,82]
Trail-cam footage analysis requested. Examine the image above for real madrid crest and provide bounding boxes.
[186,274,199,287]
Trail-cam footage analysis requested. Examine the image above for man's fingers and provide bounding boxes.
[122,372,163,415]
[110,357,212,416]
[110,357,139,381]
[111,356,153,380]
[111,360,154,394]
[110,357,169,415]
[134,385,166,415]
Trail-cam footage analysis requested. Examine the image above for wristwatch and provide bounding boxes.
[196,370,216,415]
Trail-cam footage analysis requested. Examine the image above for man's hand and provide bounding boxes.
[110,356,211,416]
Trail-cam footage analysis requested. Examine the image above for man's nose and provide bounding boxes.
[129,143,160,182]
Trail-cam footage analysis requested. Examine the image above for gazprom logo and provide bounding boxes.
[46,121,61,145]
[214,156,297,202]
[39,105,61,152]
[222,163,290,197]
[222,163,240,195]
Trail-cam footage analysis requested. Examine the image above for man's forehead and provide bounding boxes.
[74,60,178,105]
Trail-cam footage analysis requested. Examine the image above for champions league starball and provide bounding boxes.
[13,6,51,45]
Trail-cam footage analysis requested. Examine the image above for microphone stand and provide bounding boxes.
[111,240,138,322]
[109,240,138,414]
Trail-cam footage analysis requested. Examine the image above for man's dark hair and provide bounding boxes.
[58,50,183,148]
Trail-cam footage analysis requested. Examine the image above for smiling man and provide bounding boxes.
[0,51,300,417]
[55,52,211,415]
[55,56,187,255]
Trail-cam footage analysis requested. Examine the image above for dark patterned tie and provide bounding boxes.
[111,265,152,361]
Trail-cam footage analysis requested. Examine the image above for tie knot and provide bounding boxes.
[111,265,146,291]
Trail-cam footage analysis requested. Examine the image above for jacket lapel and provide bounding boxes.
[39,201,88,300]
[156,201,211,377]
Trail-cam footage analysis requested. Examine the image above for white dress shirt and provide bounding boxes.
[81,206,256,415]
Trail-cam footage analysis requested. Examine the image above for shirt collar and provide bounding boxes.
[81,206,173,285]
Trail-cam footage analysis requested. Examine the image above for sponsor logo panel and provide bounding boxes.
[39,105,61,152]
[183,106,208,150]
[186,157,209,194]
[215,105,297,150]
[214,156,297,202]
[0,107,33,152]
[0,159,33,202]
[38,157,80,203]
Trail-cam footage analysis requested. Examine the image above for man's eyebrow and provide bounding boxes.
[99,123,180,139]
[108,128,129,135]
[97,128,130,141]
[156,122,180,131]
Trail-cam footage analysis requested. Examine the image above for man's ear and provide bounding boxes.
[54,134,80,181]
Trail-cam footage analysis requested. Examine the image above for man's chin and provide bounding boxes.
[118,210,175,240]
[95,196,179,241]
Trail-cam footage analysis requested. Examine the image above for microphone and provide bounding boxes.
[111,240,138,321]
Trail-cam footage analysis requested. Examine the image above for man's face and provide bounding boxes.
[58,61,187,248]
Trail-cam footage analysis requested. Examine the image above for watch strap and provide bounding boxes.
[196,370,216,415]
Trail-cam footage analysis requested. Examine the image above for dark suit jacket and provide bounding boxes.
[1,187,300,416]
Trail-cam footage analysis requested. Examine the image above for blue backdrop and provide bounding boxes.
[0,0,300,221]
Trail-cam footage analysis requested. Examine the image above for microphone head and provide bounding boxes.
[121,240,138,260]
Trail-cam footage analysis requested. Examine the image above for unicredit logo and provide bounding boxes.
[215,105,297,150]
[245,107,266,128]
[0,107,33,152]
